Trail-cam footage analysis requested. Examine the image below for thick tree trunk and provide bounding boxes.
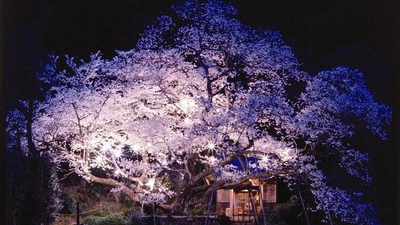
[86,173,137,200]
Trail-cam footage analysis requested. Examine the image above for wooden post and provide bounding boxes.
[76,202,80,225]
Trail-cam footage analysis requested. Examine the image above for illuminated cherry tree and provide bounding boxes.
[21,0,390,224]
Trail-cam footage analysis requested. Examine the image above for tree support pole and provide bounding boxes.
[76,202,80,225]
[248,190,259,225]
[153,202,156,225]
[327,211,334,225]
[297,184,311,225]
[204,173,218,225]
[256,173,267,225]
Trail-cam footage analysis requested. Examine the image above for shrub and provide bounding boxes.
[121,206,132,216]
[59,190,77,214]
[90,210,109,217]
[83,215,130,225]
[260,199,303,225]
[83,215,102,225]
[126,209,145,225]
[188,207,204,216]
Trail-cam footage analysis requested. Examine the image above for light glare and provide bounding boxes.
[146,177,155,191]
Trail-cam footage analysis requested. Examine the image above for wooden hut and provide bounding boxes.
[216,179,277,221]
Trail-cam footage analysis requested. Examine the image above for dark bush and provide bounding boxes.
[83,214,130,225]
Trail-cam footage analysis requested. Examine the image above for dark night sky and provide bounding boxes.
[3,0,397,106]
[3,0,399,223]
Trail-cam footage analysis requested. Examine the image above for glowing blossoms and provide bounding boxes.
[23,1,390,224]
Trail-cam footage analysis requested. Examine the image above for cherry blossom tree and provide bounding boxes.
[14,0,390,224]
